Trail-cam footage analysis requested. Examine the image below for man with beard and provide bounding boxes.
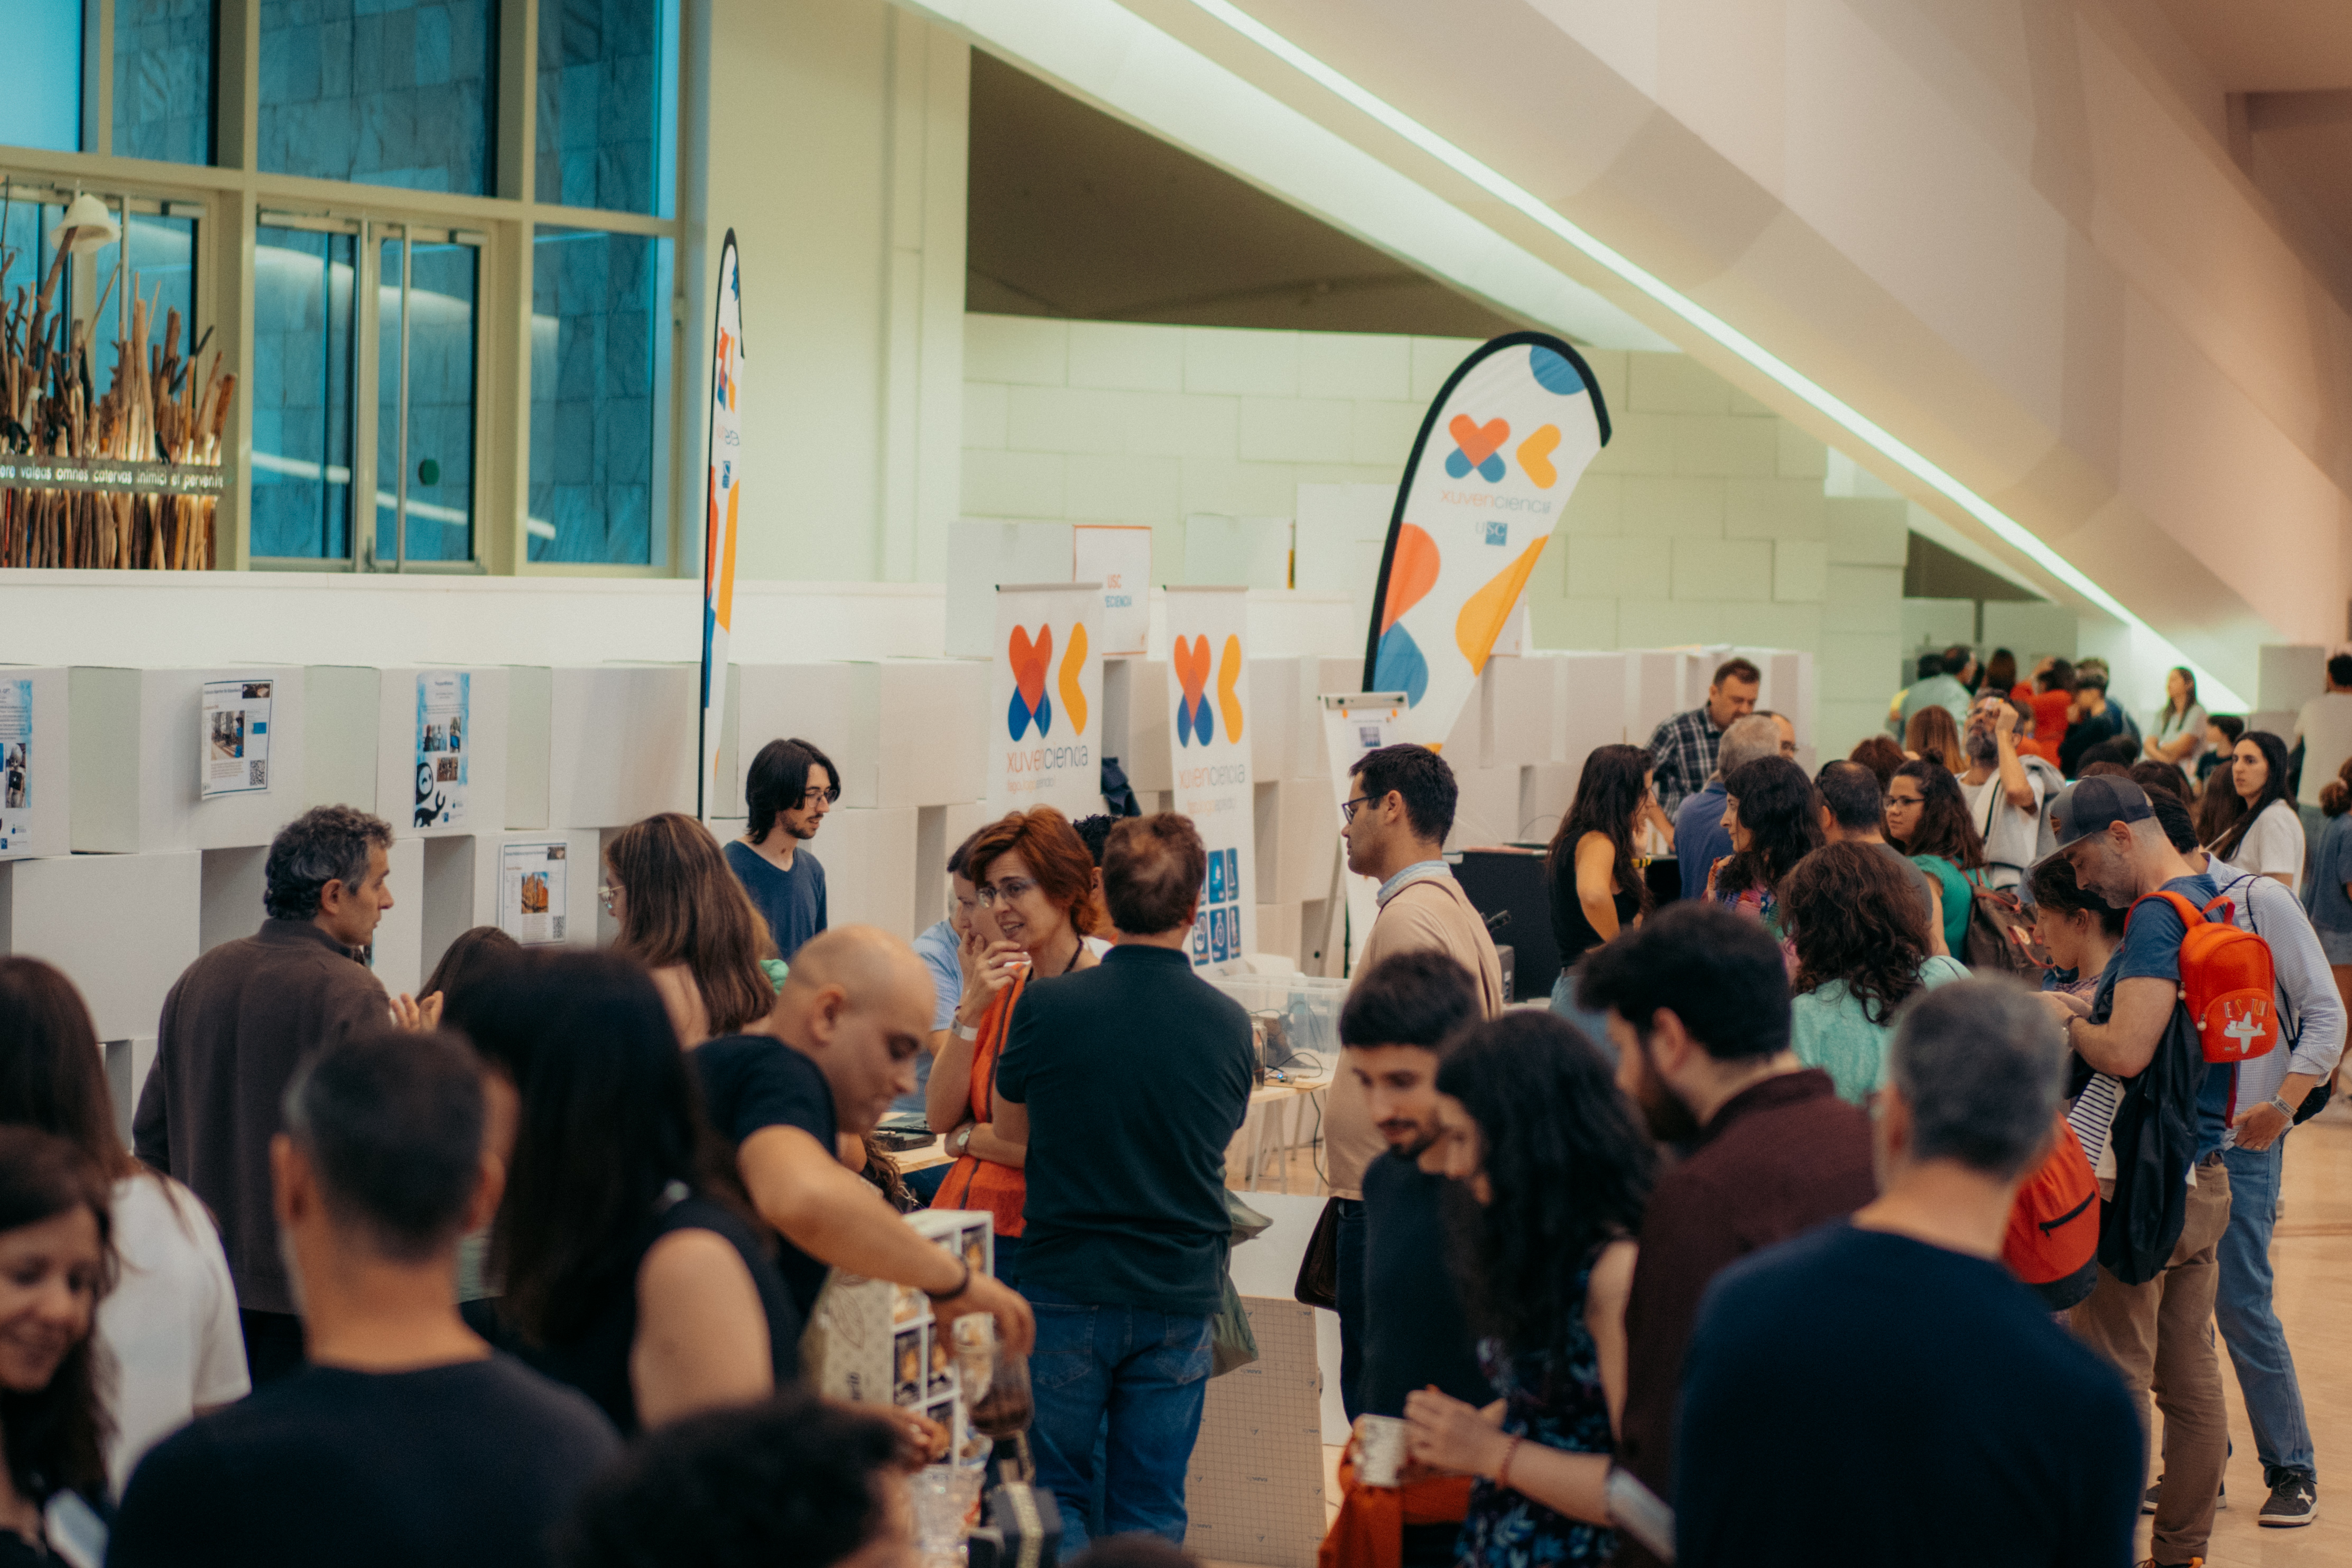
[1320,949,1489,1568]
[727,736,837,962]
[1576,903,1876,1568]
[1959,693,2055,892]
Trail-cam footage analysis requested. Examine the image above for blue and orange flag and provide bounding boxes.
[699,232,744,821]
[1363,333,1610,749]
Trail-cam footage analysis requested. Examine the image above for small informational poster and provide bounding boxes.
[1167,588,1257,971]
[413,672,470,828]
[199,679,273,799]
[498,841,569,945]
[0,680,31,853]
[1072,523,1152,656]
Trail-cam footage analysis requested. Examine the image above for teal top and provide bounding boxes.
[1911,853,1973,954]
[1791,956,1970,1104]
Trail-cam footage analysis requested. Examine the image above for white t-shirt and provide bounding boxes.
[1962,768,2045,889]
[2153,703,2207,777]
[98,1175,250,1492]
[2296,692,2352,807]
[2217,799,2306,893]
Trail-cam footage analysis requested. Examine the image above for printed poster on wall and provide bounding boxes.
[987,582,1103,820]
[1366,333,1610,750]
[0,681,30,853]
[1321,692,1407,977]
[413,672,469,828]
[1166,588,1257,971]
[199,679,273,799]
[1072,523,1152,657]
[499,841,570,945]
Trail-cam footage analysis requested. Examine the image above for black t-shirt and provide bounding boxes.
[692,1033,838,1313]
[108,1356,619,1568]
[994,946,1254,1314]
[1675,1222,2141,1567]
[1361,1148,1490,1417]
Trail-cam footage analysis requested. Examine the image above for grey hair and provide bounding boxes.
[1715,715,1783,779]
[263,805,393,920]
[1885,978,2065,1181]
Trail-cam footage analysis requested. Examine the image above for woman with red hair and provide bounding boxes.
[927,806,1102,1284]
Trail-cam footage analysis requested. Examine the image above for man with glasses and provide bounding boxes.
[1323,743,1503,1418]
[727,737,838,963]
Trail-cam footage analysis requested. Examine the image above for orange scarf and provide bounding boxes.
[930,967,1030,1237]
[1317,1452,1475,1568]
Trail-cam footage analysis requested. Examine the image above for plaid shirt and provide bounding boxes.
[1646,706,1724,818]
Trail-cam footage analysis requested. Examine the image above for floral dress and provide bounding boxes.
[1455,1255,1616,1567]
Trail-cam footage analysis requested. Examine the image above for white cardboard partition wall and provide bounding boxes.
[369,837,426,999]
[0,850,199,1040]
[304,666,514,835]
[506,667,553,829]
[871,661,988,810]
[1101,658,1172,795]
[1521,763,1577,843]
[1557,652,1629,760]
[104,1038,157,1147]
[70,665,308,852]
[730,663,862,817]
[1246,656,1300,782]
[197,846,268,954]
[1484,656,1560,769]
[1622,651,1686,748]
[1449,760,1523,848]
[946,521,1076,659]
[436,830,604,967]
[1253,778,1335,906]
[819,807,919,939]
[547,664,697,829]
[0,667,67,861]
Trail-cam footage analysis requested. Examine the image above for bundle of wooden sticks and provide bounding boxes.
[0,222,235,570]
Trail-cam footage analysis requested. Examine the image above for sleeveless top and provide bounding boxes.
[466,1186,801,1435]
[1549,855,1641,967]
[931,966,1032,1238]
[1458,1251,1618,1567]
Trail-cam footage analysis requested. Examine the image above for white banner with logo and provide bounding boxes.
[988,582,1103,819]
[1165,588,1256,971]
[1320,692,1408,976]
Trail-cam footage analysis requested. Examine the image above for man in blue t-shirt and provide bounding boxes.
[726,737,835,961]
[2037,775,2231,1566]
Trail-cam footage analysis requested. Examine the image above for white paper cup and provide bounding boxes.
[1355,1414,1408,1489]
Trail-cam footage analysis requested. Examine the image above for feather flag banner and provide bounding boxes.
[1362,334,1610,748]
[697,231,743,823]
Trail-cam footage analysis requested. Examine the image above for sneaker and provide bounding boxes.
[2141,1477,2223,1513]
[2258,1475,2318,1527]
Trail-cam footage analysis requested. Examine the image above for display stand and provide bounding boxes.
[69,665,308,852]
[0,850,200,1039]
[547,665,697,828]
[1101,657,1172,795]
[504,668,553,829]
[301,666,512,837]
[0,666,68,860]
[819,808,920,937]
[368,838,426,999]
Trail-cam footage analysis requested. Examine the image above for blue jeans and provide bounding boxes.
[2216,1138,2318,1483]
[1025,1285,1215,1553]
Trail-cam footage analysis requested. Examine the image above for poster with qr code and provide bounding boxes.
[0,681,31,852]
[413,672,470,828]
[498,841,569,945]
[199,680,273,799]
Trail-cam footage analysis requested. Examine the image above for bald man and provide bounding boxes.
[690,925,1034,1353]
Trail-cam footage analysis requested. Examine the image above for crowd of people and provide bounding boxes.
[0,642,2340,1567]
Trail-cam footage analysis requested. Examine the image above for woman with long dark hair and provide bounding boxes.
[1985,648,2018,702]
[2210,730,2303,890]
[927,806,1101,1284]
[1546,745,1652,979]
[2143,667,2207,780]
[1779,844,1967,1104]
[0,959,245,1495]
[604,813,777,1046]
[449,949,800,1434]
[1401,1013,1654,1565]
[1884,758,1984,955]
[0,1127,113,1553]
[1707,757,1822,933]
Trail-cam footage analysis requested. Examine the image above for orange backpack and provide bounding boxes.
[2003,1117,2098,1305]
[2133,889,2279,1065]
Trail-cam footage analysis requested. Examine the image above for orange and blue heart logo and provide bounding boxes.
[1173,634,1214,747]
[1008,624,1053,739]
[1444,414,1510,483]
[1217,634,1245,743]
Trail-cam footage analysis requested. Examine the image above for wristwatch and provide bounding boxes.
[2269,1093,2297,1120]
[948,1124,975,1157]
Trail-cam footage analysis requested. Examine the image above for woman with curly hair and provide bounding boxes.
[1546,745,1653,973]
[927,806,1103,1284]
[1779,843,1967,1104]
[1400,1012,1654,1566]
[1883,758,1985,956]
[1902,705,1966,772]
[1706,757,1822,934]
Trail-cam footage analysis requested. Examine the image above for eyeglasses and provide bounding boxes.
[801,785,841,806]
[977,877,1035,907]
[1339,795,1372,825]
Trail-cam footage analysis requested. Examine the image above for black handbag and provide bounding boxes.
[1294,1196,1341,1310]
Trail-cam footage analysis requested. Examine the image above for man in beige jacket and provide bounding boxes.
[1327,743,1503,1416]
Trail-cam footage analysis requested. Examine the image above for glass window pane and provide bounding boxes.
[115,0,215,164]
[529,229,660,564]
[2,4,81,152]
[90,215,199,389]
[252,227,356,559]
[260,0,496,195]
[377,238,478,564]
[536,0,673,215]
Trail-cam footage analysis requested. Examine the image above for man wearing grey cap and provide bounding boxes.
[2036,774,2231,1568]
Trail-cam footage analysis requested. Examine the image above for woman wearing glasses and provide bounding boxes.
[926,807,1103,1286]
[603,813,777,1047]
